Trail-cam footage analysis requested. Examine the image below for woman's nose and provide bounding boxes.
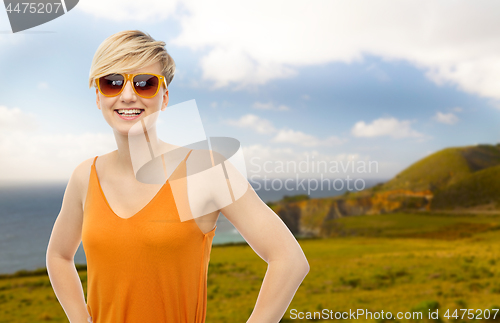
[120,80,137,101]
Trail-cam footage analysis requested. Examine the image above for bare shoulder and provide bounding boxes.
[73,156,95,181]
[47,156,97,260]
[71,156,97,211]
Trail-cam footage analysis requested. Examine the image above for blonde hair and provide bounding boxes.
[88,30,175,89]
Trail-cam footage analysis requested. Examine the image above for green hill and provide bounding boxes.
[380,144,500,192]
[432,164,500,209]
[268,143,500,237]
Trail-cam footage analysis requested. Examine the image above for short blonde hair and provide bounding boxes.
[88,30,175,89]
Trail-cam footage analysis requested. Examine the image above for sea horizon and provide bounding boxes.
[0,177,386,275]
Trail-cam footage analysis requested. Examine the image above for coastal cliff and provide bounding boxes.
[269,144,500,237]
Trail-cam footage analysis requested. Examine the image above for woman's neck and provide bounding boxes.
[111,125,176,177]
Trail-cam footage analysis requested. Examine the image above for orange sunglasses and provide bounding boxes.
[96,73,167,99]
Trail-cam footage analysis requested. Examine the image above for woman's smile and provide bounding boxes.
[114,107,145,120]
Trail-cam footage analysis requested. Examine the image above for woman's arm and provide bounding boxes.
[46,158,93,323]
[219,181,310,323]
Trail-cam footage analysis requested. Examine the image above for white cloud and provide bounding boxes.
[76,1,500,99]
[167,0,500,99]
[252,101,289,111]
[196,46,296,89]
[272,128,344,147]
[242,144,385,178]
[0,130,116,182]
[224,114,276,134]
[243,143,357,166]
[208,100,232,109]
[0,106,38,132]
[225,113,345,146]
[433,111,459,124]
[351,117,423,139]
[0,105,115,182]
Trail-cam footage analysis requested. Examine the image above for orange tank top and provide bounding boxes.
[82,151,217,323]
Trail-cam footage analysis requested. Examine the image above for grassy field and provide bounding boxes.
[2,212,500,322]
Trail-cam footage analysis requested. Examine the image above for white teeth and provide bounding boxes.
[116,109,143,115]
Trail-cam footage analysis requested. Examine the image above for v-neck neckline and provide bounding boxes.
[92,160,172,221]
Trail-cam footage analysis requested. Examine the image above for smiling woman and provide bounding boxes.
[45,29,309,323]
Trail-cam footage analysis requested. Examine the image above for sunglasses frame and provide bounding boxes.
[96,73,168,99]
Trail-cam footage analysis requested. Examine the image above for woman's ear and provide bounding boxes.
[161,89,169,111]
[96,88,101,110]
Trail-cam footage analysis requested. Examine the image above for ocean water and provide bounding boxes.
[0,178,384,274]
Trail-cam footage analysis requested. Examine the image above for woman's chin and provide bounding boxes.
[111,123,142,138]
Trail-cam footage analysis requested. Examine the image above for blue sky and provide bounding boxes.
[1,0,500,184]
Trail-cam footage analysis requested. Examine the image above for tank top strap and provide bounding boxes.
[92,156,98,167]
[183,149,193,162]
[159,149,193,182]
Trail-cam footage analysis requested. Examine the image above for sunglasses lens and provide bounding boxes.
[133,74,159,97]
[99,74,124,96]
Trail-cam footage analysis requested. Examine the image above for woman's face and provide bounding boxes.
[95,61,168,136]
